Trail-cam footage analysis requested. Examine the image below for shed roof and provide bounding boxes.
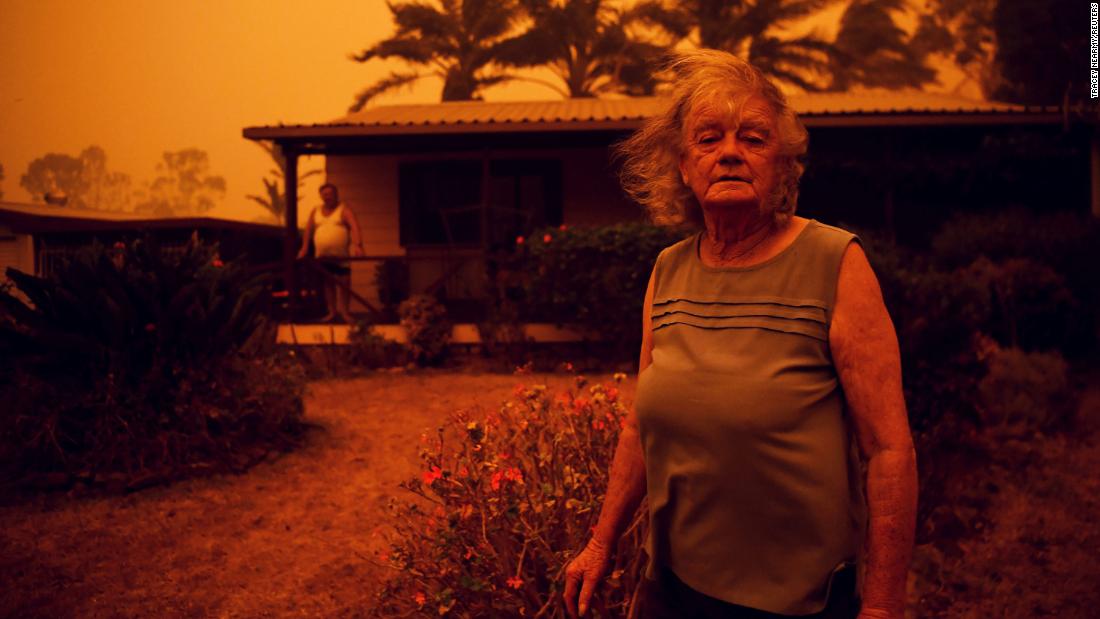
[0,201,282,235]
[243,91,1061,141]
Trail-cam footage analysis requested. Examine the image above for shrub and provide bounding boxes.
[348,320,408,368]
[507,223,684,360]
[375,258,410,318]
[475,298,531,368]
[931,208,1100,351]
[377,374,647,618]
[963,257,1082,352]
[399,294,451,366]
[976,345,1076,434]
[0,237,305,489]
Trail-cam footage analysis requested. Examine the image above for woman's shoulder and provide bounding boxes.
[655,230,700,265]
[803,218,858,241]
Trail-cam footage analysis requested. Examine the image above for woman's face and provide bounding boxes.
[679,95,782,215]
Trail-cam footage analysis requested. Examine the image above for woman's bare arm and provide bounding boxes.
[563,271,654,618]
[829,242,918,619]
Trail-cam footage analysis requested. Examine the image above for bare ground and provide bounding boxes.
[0,371,623,619]
[1,370,1098,618]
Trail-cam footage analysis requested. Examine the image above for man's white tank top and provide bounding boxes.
[312,204,350,257]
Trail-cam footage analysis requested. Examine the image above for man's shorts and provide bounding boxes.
[319,260,350,277]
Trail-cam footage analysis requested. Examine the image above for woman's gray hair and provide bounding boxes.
[616,49,808,229]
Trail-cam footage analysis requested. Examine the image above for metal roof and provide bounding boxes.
[0,201,283,235]
[243,91,1062,141]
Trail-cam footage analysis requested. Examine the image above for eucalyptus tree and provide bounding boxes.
[20,146,132,211]
[348,0,528,111]
[496,0,684,98]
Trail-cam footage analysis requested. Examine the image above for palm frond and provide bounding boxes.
[351,36,442,64]
[348,71,425,112]
[626,0,692,40]
[390,1,454,39]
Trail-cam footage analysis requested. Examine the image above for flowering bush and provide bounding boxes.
[377,373,647,617]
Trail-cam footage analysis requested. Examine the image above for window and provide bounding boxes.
[399,159,562,247]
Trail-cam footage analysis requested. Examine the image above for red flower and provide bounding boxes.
[457,466,469,478]
[571,397,589,412]
[542,233,552,243]
[212,259,224,268]
[558,224,568,231]
[506,576,524,589]
[144,323,156,332]
[607,387,619,402]
[515,235,525,245]
[112,241,125,250]
[414,592,426,606]
[422,465,443,485]
[490,467,523,490]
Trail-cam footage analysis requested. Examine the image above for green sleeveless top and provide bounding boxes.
[634,219,866,615]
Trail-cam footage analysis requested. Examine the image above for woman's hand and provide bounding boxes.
[563,537,613,617]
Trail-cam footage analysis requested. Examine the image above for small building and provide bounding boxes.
[243,93,1080,320]
[0,201,283,281]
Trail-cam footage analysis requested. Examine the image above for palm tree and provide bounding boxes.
[828,0,936,91]
[496,0,684,98]
[348,0,527,111]
[246,141,321,220]
[670,0,842,91]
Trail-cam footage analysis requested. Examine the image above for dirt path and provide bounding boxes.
[0,371,627,619]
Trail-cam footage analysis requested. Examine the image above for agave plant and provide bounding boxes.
[0,237,299,485]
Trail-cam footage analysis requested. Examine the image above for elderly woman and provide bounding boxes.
[563,50,917,619]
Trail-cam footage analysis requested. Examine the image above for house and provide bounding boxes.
[0,201,283,282]
[243,93,1080,319]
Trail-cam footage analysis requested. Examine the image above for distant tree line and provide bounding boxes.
[17,146,226,217]
[350,0,1086,110]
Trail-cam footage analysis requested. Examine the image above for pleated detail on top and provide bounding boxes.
[651,297,828,341]
[634,219,867,616]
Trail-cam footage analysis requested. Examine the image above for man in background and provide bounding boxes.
[296,182,363,323]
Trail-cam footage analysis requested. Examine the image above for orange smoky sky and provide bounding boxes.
[0,0,960,222]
